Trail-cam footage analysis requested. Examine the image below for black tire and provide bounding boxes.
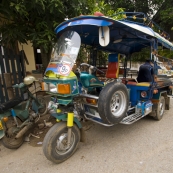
[2,117,24,149]
[37,95,48,116]
[150,96,165,120]
[43,122,80,164]
[98,82,129,124]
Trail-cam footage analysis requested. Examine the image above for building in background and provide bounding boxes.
[18,42,43,72]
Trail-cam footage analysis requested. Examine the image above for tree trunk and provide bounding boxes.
[40,47,52,73]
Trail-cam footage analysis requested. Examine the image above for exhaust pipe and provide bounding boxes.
[15,123,33,139]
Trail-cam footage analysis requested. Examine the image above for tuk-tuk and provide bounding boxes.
[41,12,173,163]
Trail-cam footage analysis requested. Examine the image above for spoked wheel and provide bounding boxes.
[98,82,129,124]
[43,122,80,164]
[2,117,24,149]
[37,95,48,116]
[150,96,165,120]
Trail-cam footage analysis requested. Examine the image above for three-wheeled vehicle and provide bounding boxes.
[41,12,173,163]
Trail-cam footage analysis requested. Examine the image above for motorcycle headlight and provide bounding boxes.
[49,84,57,92]
[41,82,57,92]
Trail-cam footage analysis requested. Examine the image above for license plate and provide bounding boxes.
[0,121,3,130]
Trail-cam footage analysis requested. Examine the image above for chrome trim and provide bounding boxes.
[84,112,114,127]
[79,93,99,100]
[83,103,98,108]
[120,112,143,125]
[127,106,135,111]
[110,90,127,118]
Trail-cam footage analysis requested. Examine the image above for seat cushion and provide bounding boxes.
[136,82,150,87]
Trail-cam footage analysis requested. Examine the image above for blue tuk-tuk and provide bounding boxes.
[42,12,173,163]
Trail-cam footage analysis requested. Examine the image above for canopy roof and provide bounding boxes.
[55,15,173,55]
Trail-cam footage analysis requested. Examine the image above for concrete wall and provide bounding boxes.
[18,41,36,72]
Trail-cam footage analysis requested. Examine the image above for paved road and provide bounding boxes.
[1,99,173,173]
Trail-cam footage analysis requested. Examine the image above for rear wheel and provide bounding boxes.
[150,96,165,120]
[2,117,24,149]
[43,122,80,164]
[98,82,129,124]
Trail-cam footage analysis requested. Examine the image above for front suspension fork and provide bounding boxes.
[10,109,19,126]
[53,110,84,145]
[67,112,74,149]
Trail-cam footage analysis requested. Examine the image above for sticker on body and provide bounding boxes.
[58,64,72,76]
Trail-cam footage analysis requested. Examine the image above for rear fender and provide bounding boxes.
[151,91,170,110]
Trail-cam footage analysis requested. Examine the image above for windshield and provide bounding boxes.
[45,31,81,76]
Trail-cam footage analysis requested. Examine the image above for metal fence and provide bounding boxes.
[0,46,26,103]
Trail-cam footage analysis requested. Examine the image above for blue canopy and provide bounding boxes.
[55,15,173,55]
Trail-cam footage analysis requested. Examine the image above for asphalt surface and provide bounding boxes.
[1,98,173,173]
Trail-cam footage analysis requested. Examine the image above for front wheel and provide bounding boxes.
[43,122,80,164]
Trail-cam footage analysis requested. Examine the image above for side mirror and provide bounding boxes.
[99,26,110,46]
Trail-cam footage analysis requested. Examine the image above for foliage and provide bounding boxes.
[77,45,90,64]
[104,0,164,18]
[77,45,109,67]
[130,46,173,63]
[158,48,173,59]
[0,0,89,67]
[0,0,171,68]
[130,48,151,62]
[86,0,125,19]
[74,1,125,64]
[158,0,173,29]
[0,0,83,50]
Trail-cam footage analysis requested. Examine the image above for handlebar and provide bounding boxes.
[80,63,105,74]
[12,83,26,88]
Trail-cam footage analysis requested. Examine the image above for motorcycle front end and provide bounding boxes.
[42,30,85,163]
[42,73,85,163]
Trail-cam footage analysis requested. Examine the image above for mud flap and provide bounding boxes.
[80,128,86,142]
[149,103,158,117]
[165,97,170,110]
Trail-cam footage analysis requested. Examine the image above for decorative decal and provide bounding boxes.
[58,64,71,76]
[90,78,97,83]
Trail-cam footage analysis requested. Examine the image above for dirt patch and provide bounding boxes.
[26,115,94,147]
[25,114,56,147]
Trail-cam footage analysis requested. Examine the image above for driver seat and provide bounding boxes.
[106,54,119,78]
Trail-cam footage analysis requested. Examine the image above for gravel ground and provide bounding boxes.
[1,98,173,173]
